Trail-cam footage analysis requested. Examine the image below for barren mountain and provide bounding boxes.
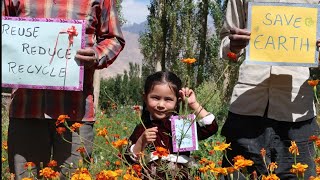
[99,30,143,79]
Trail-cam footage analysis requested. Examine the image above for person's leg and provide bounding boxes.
[8,118,52,179]
[273,117,319,179]
[221,112,273,179]
[52,121,94,179]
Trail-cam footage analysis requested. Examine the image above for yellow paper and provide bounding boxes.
[249,5,317,64]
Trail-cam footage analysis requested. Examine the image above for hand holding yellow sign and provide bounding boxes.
[246,3,319,67]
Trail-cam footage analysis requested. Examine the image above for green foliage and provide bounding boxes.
[139,0,233,98]
[195,80,229,123]
[99,63,143,112]
[115,0,126,26]
[90,108,141,175]
[2,106,9,179]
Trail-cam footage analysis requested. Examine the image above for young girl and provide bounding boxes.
[126,71,218,179]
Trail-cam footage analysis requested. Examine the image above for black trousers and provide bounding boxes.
[8,118,94,180]
[221,112,319,180]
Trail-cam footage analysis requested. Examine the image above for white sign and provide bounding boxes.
[2,17,85,91]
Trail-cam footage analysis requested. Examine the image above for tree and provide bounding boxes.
[196,0,209,85]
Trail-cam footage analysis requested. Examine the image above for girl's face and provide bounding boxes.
[144,83,178,121]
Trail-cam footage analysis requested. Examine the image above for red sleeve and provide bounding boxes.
[91,0,125,69]
[2,0,16,16]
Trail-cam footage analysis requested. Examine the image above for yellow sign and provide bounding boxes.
[246,3,319,66]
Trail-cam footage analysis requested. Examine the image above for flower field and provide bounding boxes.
[2,79,320,179]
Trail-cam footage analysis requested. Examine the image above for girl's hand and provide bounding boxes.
[141,127,158,145]
[133,127,158,156]
[179,87,199,110]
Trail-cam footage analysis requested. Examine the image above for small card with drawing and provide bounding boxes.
[171,114,198,152]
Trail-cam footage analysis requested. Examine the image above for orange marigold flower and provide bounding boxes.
[39,167,59,179]
[2,157,7,162]
[310,176,320,180]
[209,150,215,155]
[316,167,320,175]
[315,157,320,165]
[218,160,222,166]
[105,161,110,166]
[268,162,278,172]
[2,141,8,150]
[76,147,86,154]
[71,168,92,180]
[97,128,108,137]
[115,169,123,175]
[113,134,120,139]
[123,173,141,180]
[226,167,235,173]
[70,122,82,132]
[261,174,280,180]
[132,164,142,177]
[199,158,209,165]
[227,52,237,61]
[96,170,119,180]
[289,141,299,155]
[115,160,121,166]
[112,138,128,148]
[260,148,266,157]
[152,147,169,158]
[212,167,228,176]
[56,127,66,135]
[47,160,58,167]
[56,115,70,126]
[213,142,231,151]
[309,135,319,142]
[22,178,33,180]
[194,176,201,180]
[233,156,254,170]
[24,162,36,169]
[308,80,319,87]
[316,140,320,148]
[233,155,245,162]
[290,163,308,176]
[181,58,197,64]
[198,166,209,173]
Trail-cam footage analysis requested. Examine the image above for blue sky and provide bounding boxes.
[122,0,149,24]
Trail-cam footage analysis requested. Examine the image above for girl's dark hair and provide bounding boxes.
[141,71,182,124]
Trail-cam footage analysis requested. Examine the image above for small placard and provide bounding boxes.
[245,2,320,67]
[171,114,198,152]
[2,16,86,91]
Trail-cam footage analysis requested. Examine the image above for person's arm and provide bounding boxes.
[132,127,158,156]
[179,87,210,119]
[75,0,125,69]
[219,0,249,61]
[179,87,218,139]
